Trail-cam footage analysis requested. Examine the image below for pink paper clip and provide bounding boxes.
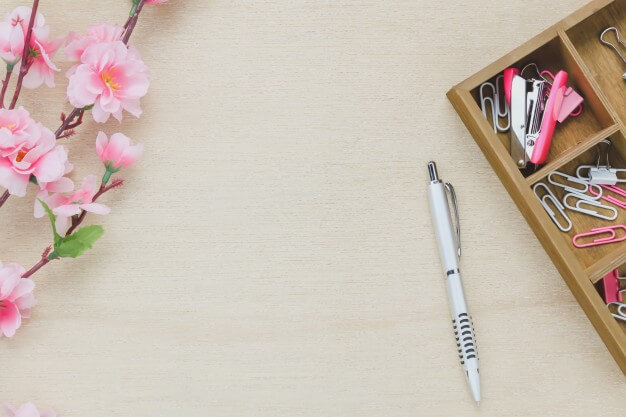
[589,184,626,209]
[572,225,626,248]
[602,269,625,304]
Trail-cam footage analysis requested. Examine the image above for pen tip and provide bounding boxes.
[476,401,480,407]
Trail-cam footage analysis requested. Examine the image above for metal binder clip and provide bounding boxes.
[479,76,510,133]
[563,192,617,220]
[601,269,626,323]
[577,139,626,185]
[573,225,626,248]
[600,27,626,80]
[533,182,572,232]
[548,171,589,194]
[445,182,461,258]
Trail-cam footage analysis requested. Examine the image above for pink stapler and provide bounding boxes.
[508,69,568,168]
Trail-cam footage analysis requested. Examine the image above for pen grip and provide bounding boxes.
[448,273,478,367]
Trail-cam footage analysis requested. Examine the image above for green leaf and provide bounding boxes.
[55,225,104,258]
[38,199,61,246]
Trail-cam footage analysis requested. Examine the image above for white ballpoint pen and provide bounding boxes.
[426,161,481,405]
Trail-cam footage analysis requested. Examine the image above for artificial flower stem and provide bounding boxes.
[8,0,40,110]
[102,169,113,185]
[0,68,12,108]
[0,189,9,209]
[129,1,139,18]
[55,108,83,138]
[122,0,146,44]
[21,258,48,278]
[21,247,54,279]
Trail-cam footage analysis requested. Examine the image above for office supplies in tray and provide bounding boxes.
[447,0,626,374]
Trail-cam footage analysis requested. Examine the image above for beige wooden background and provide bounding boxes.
[1,0,625,415]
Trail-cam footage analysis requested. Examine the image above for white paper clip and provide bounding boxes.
[479,75,510,133]
[533,183,572,232]
[563,192,618,220]
[548,171,589,194]
[608,302,626,322]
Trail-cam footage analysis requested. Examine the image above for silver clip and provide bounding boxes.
[533,183,572,232]
[600,27,626,80]
[445,183,461,258]
[479,76,510,133]
[563,193,618,220]
[577,139,626,184]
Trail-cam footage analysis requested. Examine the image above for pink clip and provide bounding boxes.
[572,225,626,248]
[541,70,584,123]
[589,185,626,209]
[602,269,623,304]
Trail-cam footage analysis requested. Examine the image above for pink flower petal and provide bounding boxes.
[0,301,21,337]
[80,202,110,215]
[0,157,29,196]
[9,278,34,302]
[53,204,81,217]
[12,403,40,417]
[91,100,111,123]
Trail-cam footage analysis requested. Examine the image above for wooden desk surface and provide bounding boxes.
[2,0,625,415]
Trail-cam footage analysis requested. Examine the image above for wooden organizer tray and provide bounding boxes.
[447,0,626,374]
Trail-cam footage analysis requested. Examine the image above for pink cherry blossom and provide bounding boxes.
[96,131,142,170]
[35,175,110,234]
[0,107,68,196]
[3,403,55,417]
[0,7,62,87]
[0,262,35,338]
[0,6,45,64]
[37,158,74,193]
[65,23,124,76]
[21,25,64,89]
[67,40,149,123]
[146,0,169,3]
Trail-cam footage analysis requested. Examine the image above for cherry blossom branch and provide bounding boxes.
[55,108,83,138]
[0,190,9,208]
[65,178,123,236]
[8,0,39,110]
[20,179,123,278]
[55,0,147,137]
[123,0,146,44]
[0,69,12,108]
[21,247,53,279]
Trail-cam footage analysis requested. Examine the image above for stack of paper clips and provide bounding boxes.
[533,139,626,248]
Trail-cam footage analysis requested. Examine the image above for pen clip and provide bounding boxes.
[445,182,461,257]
